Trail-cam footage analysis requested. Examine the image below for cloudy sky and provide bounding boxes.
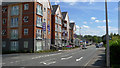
[51,1,119,36]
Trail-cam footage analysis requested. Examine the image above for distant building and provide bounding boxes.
[2,0,52,53]
[51,5,62,48]
[69,23,76,45]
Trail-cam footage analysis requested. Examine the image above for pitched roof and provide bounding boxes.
[70,23,75,29]
[51,5,59,15]
[62,12,67,19]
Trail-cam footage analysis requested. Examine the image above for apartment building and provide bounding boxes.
[62,12,70,46]
[2,0,52,53]
[51,5,62,48]
[69,23,76,46]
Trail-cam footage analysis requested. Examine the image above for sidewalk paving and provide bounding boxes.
[86,47,106,67]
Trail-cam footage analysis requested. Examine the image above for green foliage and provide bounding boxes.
[109,36,120,66]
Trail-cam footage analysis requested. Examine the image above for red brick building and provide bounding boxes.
[51,5,63,48]
[2,1,52,53]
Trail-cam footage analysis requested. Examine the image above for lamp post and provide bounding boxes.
[105,0,110,67]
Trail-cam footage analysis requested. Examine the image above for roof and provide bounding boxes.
[51,5,59,15]
[62,12,67,19]
[70,23,75,29]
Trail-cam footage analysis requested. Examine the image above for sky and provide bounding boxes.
[51,1,119,36]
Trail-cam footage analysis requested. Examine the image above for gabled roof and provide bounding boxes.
[51,5,59,15]
[62,12,67,19]
[70,23,75,29]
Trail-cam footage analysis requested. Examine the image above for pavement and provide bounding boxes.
[1,45,106,68]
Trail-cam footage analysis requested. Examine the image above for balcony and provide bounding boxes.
[36,34,42,39]
[11,35,18,40]
[36,23,42,28]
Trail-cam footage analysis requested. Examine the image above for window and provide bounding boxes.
[23,16,29,22]
[36,29,42,39]
[11,17,18,27]
[55,17,58,23]
[11,41,18,51]
[44,19,46,23]
[11,6,19,16]
[11,29,18,39]
[2,41,6,48]
[24,41,28,48]
[36,16,42,27]
[55,33,58,39]
[37,4,43,16]
[2,8,7,13]
[59,18,62,24]
[24,29,28,35]
[3,19,6,24]
[59,33,61,39]
[55,24,58,31]
[59,26,62,32]
[44,8,46,12]
[24,4,29,10]
[2,29,6,36]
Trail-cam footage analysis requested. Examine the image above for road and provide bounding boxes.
[2,45,105,67]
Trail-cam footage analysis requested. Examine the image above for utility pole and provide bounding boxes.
[105,0,110,67]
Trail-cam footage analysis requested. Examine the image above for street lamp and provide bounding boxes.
[105,0,110,67]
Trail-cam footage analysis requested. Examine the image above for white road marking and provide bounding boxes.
[61,56,73,60]
[41,61,56,65]
[76,57,83,62]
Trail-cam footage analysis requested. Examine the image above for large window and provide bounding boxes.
[11,6,19,16]
[11,29,18,39]
[59,33,61,39]
[11,41,19,51]
[55,24,58,31]
[24,29,28,35]
[24,4,29,10]
[59,26,62,32]
[37,16,42,27]
[36,41,42,51]
[36,29,42,39]
[55,17,58,23]
[24,41,28,48]
[11,17,18,27]
[59,18,62,25]
[55,32,58,39]
[36,4,43,16]
[2,41,6,48]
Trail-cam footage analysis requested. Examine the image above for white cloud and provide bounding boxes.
[82,25,90,29]
[95,20,100,23]
[55,0,60,5]
[97,26,118,34]
[70,20,75,22]
[103,19,111,23]
[91,17,96,20]
[83,21,87,24]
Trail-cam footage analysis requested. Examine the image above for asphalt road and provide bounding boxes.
[2,45,104,67]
